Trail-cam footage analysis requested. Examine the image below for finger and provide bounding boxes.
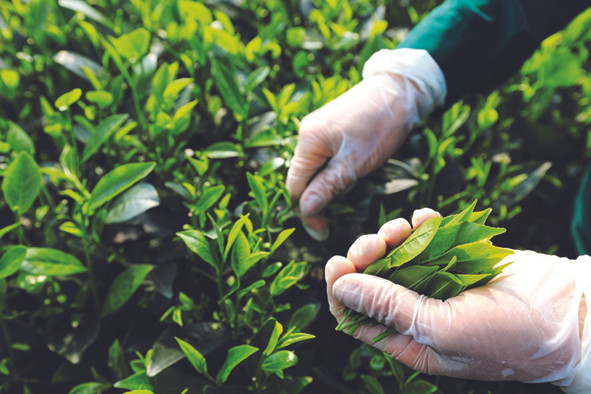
[285,115,334,202]
[325,256,357,320]
[349,322,441,375]
[411,208,441,229]
[301,212,329,242]
[347,234,387,271]
[332,273,425,336]
[377,218,413,249]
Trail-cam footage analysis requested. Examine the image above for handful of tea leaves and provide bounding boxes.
[335,201,514,342]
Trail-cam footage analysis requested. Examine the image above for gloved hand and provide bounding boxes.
[326,208,591,392]
[286,49,446,241]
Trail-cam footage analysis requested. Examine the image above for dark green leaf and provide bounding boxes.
[105,183,160,224]
[424,272,464,300]
[2,151,42,215]
[109,339,129,380]
[21,248,86,276]
[360,375,384,394]
[82,114,129,162]
[210,59,248,121]
[103,265,154,316]
[87,162,155,213]
[68,382,111,394]
[216,345,258,384]
[388,265,439,290]
[0,246,26,279]
[287,303,319,333]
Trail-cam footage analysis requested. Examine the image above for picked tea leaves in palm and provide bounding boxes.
[335,200,513,342]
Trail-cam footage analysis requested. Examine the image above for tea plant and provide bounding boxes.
[0,0,589,393]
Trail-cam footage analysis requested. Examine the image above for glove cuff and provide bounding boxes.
[362,48,447,120]
[556,255,591,393]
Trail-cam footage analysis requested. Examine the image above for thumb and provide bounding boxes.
[299,157,358,216]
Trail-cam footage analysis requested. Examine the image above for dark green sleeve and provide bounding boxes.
[398,0,590,102]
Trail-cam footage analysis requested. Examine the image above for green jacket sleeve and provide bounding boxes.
[398,0,590,102]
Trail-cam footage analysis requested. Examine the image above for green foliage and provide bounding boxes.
[0,0,588,392]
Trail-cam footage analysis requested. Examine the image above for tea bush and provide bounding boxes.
[0,0,590,393]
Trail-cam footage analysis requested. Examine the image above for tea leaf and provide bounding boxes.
[82,114,129,162]
[246,172,268,214]
[21,248,86,276]
[103,265,154,316]
[87,162,155,213]
[440,199,477,227]
[287,303,319,333]
[270,261,308,296]
[210,59,248,121]
[109,28,151,63]
[387,265,439,290]
[177,230,219,270]
[105,183,160,224]
[263,321,283,356]
[231,231,252,278]
[55,88,82,111]
[424,272,464,300]
[277,333,315,349]
[441,243,513,274]
[216,345,258,384]
[175,337,208,376]
[7,122,34,154]
[195,185,225,216]
[2,152,42,215]
[404,379,438,394]
[69,382,112,394]
[0,246,26,279]
[59,0,114,30]
[271,228,295,253]
[261,350,298,378]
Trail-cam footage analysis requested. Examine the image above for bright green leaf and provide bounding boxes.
[0,246,26,279]
[216,345,258,384]
[55,88,82,111]
[21,248,86,276]
[2,151,42,215]
[175,337,208,376]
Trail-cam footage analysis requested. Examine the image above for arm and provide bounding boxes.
[398,0,590,102]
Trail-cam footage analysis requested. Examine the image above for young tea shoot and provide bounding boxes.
[335,200,514,342]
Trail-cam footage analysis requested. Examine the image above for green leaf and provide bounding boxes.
[7,122,34,154]
[246,173,268,214]
[204,142,240,159]
[271,228,295,253]
[245,66,270,93]
[270,261,308,296]
[21,248,86,276]
[456,273,492,288]
[440,200,477,227]
[87,162,155,213]
[59,0,114,30]
[441,243,514,274]
[287,303,319,333]
[103,265,154,316]
[0,223,20,241]
[277,332,315,349]
[360,375,384,394]
[261,350,298,377]
[175,337,208,376]
[210,59,248,121]
[55,88,82,111]
[195,185,225,216]
[231,231,252,278]
[109,339,130,380]
[365,216,442,275]
[403,379,438,394]
[423,272,464,300]
[105,183,160,224]
[0,246,26,279]
[114,371,152,390]
[216,345,258,384]
[263,321,283,357]
[110,28,151,63]
[468,208,492,224]
[388,265,439,290]
[86,90,113,108]
[0,69,19,90]
[177,230,219,270]
[82,114,129,162]
[2,151,42,215]
[69,382,112,394]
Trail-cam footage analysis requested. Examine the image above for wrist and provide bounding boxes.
[362,48,447,120]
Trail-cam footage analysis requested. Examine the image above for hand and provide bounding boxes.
[326,208,591,388]
[286,73,422,241]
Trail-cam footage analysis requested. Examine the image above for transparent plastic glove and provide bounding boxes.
[286,49,446,241]
[326,208,591,393]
